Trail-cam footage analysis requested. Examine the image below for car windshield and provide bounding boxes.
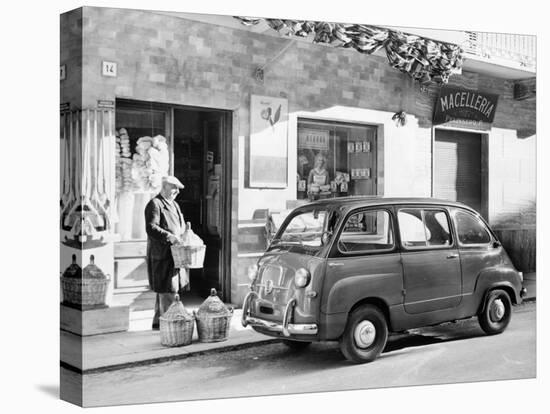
[270,208,335,255]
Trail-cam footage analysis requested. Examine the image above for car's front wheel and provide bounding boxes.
[339,304,388,364]
[478,289,512,335]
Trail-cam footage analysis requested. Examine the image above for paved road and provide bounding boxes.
[80,302,536,407]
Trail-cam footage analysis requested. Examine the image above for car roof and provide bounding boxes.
[300,196,478,213]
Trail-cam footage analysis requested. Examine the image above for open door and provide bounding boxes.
[173,108,231,301]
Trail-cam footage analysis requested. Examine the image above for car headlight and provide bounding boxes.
[247,264,259,281]
[294,268,311,288]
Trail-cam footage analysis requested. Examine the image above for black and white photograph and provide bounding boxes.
[3,0,546,412]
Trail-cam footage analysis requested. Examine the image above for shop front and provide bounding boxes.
[61,7,535,309]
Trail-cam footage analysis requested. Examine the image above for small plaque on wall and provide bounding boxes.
[97,100,115,109]
[102,61,117,77]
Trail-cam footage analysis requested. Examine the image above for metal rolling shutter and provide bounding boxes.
[434,130,482,213]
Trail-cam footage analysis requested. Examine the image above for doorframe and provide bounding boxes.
[431,125,489,220]
[221,111,233,302]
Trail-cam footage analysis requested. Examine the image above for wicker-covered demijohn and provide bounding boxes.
[194,288,233,343]
[60,254,110,307]
[159,295,195,347]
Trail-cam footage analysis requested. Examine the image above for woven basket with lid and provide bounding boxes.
[60,255,110,307]
[194,289,233,343]
[159,295,195,347]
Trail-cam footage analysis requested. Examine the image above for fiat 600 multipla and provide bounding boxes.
[241,197,527,363]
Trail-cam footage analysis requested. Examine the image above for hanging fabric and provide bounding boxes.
[234,17,463,84]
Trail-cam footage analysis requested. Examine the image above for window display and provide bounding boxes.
[297,120,377,200]
[115,106,170,241]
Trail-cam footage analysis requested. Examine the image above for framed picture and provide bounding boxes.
[249,95,289,188]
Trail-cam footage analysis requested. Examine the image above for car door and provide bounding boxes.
[322,207,403,316]
[451,208,503,296]
[397,206,462,314]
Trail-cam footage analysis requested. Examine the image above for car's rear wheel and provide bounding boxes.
[339,304,388,364]
[478,289,512,335]
[281,340,312,350]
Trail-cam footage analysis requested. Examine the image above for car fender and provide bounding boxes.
[474,267,522,308]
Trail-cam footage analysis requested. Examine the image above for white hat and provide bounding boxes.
[162,175,184,189]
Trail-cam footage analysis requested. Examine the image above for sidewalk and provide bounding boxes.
[61,273,536,374]
[61,307,279,374]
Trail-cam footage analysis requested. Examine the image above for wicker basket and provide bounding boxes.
[170,244,206,269]
[160,318,195,347]
[194,289,233,343]
[159,295,195,347]
[60,276,110,306]
[61,254,109,306]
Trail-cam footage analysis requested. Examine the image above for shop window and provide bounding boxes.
[115,104,170,241]
[398,208,452,249]
[338,210,394,253]
[454,210,492,245]
[297,120,377,200]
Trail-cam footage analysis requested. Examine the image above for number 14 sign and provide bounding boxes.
[102,61,117,77]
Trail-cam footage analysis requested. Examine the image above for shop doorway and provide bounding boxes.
[173,108,231,300]
[112,100,232,306]
[433,129,483,215]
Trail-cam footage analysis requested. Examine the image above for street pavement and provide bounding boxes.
[61,274,536,373]
[76,301,536,407]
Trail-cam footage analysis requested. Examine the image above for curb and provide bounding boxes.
[63,338,281,375]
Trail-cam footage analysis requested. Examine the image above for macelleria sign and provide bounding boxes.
[433,86,499,129]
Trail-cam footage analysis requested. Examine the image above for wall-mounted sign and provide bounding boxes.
[60,65,66,81]
[249,95,288,188]
[298,128,329,150]
[433,86,499,129]
[97,100,115,109]
[102,61,117,77]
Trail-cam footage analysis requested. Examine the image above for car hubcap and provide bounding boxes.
[354,320,376,348]
[490,298,505,322]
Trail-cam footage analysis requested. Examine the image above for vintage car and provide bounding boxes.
[241,197,527,363]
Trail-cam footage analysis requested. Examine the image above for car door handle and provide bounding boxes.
[446,254,459,259]
[328,262,344,267]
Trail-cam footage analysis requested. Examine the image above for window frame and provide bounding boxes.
[332,207,396,257]
[452,208,494,248]
[396,206,455,251]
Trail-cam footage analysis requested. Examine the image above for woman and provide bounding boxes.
[307,153,330,190]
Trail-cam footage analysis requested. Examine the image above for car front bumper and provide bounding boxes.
[241,291,318,336]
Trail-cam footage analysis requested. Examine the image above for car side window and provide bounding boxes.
[398,208,452,249]
[338,209,394,253]
[454,210,492,245]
